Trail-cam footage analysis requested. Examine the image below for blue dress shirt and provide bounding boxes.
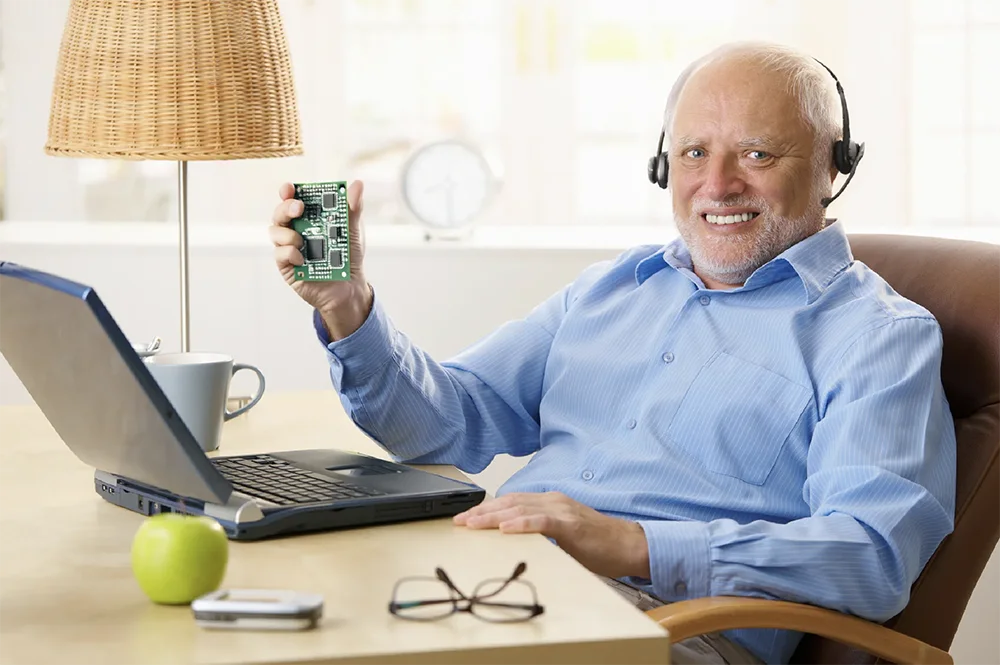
[314,221,956,664]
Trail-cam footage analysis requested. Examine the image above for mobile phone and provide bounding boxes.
[191,589,324,631]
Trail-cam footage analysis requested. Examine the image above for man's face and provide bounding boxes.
[669,60,830,288]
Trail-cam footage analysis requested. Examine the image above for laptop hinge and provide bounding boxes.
[203,493,266,524]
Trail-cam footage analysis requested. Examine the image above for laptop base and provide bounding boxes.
[95,456,486,541]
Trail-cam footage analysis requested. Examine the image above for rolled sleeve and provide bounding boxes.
[637,519,712,602]
[312,293,396,390]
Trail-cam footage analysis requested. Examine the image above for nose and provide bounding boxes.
[701,155,747,201]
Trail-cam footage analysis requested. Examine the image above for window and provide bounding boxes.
[909,0,1000,227]
[566,0,815,227]
[328,0,505,224]
[1,0,997,233]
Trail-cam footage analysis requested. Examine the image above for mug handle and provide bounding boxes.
[225,364,266,421]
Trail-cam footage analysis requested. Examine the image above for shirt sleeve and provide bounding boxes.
[316,262,612,474]
[636,316,956,622]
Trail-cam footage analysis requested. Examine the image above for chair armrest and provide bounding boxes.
[645,597,952,665]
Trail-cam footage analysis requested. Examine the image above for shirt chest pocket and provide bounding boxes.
[665,351,812,486]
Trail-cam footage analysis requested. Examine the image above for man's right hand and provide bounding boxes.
[270,180,374,341]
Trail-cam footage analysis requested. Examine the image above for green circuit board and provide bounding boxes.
[291,181,350,281]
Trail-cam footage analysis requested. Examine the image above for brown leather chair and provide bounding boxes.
[647,234,1000,665]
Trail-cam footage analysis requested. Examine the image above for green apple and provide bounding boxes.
[131,513,229,605]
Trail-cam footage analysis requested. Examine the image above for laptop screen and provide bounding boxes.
[0,262,231,503]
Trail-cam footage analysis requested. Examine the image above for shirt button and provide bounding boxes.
[674,581,687,596]
[581,470,594,481]
[699,295,711,306]
[626,419,637,429]
[662,352,674,363]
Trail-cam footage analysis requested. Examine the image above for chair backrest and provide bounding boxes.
[793,234,1000,664]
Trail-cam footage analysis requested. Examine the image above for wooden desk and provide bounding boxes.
[0,391,670,664]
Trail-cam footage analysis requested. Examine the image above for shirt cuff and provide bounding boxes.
[312,291,396,389]
[636,519,712,602]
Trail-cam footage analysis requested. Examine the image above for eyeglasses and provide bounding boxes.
[388,561,544,623]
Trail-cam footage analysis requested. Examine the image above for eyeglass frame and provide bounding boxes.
[388,561,545,622]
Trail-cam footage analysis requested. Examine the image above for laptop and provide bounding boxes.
[0,261,486,540]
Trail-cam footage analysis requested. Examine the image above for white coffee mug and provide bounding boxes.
[145,352,265,452]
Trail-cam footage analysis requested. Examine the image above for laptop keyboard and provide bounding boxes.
[212,454,386,507]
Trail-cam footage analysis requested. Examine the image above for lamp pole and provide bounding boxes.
[177,160,190,353]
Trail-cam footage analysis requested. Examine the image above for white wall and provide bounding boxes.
[0,237,618,400]
[0,234,620,491]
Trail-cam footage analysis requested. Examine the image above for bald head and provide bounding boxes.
[664,42,842,159]
[663,42,843,290]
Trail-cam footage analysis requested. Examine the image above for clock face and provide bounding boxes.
[401,140,494,229]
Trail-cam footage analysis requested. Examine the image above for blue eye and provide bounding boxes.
[685,148,705,159]
[748,150,770,160]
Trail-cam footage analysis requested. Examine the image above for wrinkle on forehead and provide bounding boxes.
[671,60,812,148]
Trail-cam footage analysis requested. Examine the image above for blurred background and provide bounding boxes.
[2,0,999,232]
[0,4,997,661]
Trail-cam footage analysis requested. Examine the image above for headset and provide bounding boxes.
[646,59,865,208]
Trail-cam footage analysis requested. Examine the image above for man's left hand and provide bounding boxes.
[453,491,650,580]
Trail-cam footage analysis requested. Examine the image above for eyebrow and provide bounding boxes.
[737,136,779,148]
[673,135,701,150]
[673,135,782,149]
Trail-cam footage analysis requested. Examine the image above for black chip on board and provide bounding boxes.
[304,237,326,261]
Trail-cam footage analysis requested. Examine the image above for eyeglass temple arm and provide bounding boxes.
[431,562,530,603]
[390,597,457,609]
[472,599,542,610]
[435,568,473,601]
[473,562,530,601]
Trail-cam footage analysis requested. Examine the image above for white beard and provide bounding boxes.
[674,192,825,286]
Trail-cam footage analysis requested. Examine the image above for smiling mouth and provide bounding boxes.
[702,212,760,225]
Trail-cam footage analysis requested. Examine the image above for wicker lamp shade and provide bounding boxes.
[44,0,303,160]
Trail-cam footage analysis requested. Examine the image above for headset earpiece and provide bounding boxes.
[832,137,860,175]
[832,139,849,175]
[649,153,669,189]
[647,130,669,189]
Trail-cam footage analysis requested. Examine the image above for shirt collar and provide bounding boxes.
[765,219,854,303]
[635,220,854,304]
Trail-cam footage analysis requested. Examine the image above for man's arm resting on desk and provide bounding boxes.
[454,491,652,580]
